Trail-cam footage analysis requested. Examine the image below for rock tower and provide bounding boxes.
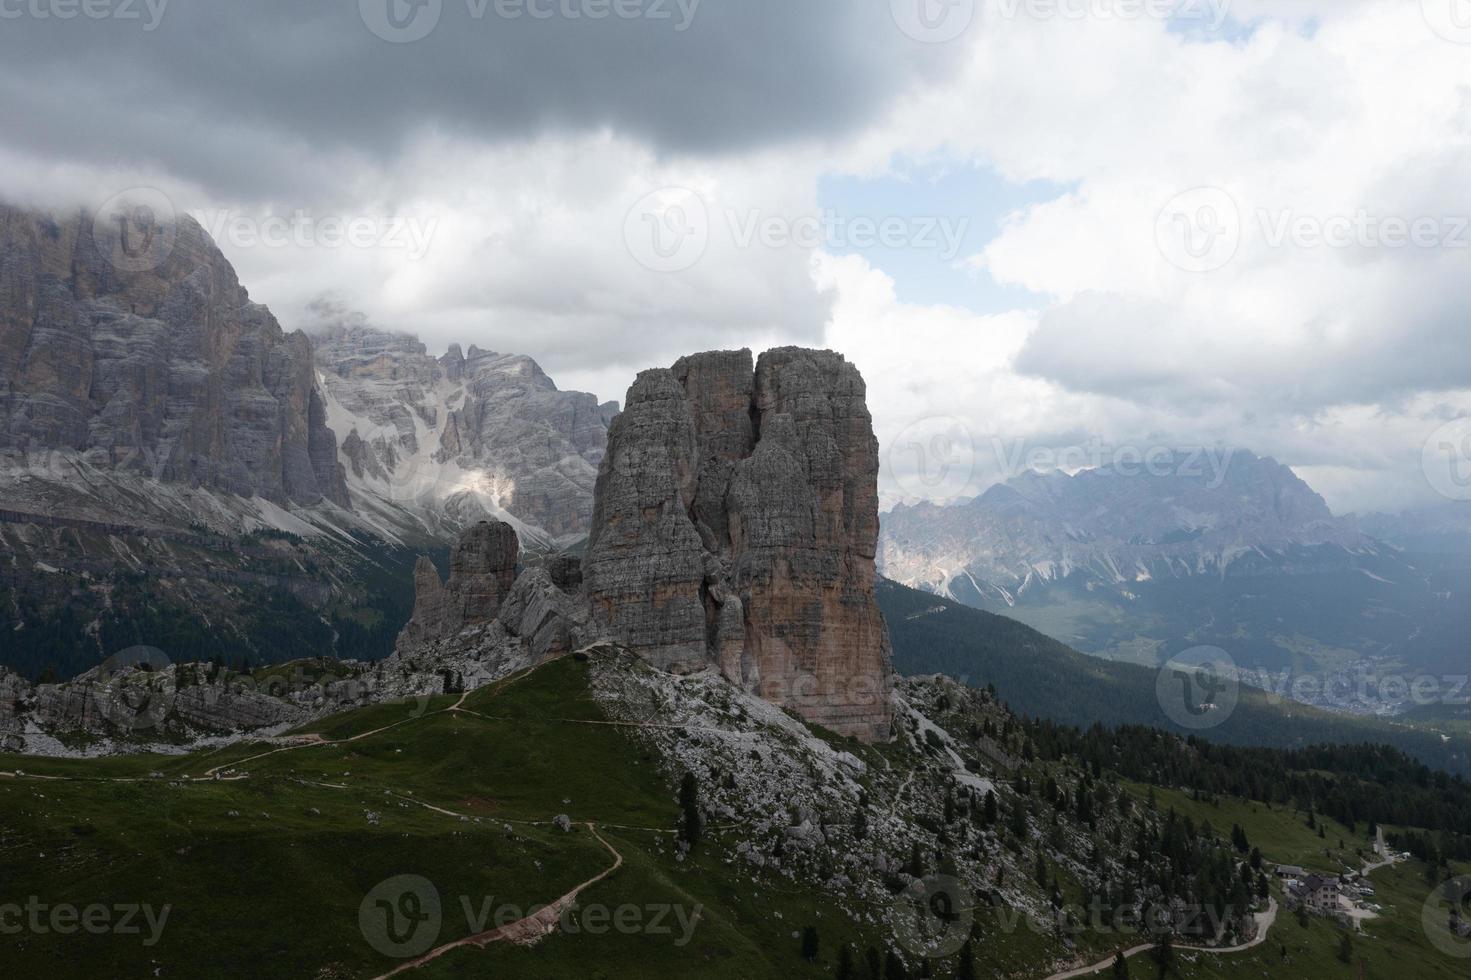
[583,348,892,741]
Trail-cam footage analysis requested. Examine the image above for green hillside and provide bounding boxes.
[0,660,873,979]
[4,650,1469,978]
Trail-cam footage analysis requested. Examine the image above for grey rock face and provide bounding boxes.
[449,519,521,624]
[544,552,584,592]
[583,347,893,742]
[0,662,324,751]
[442,346,611,537]
[313,321,614,545]
[497,567,587,662]
[0,204,347,508]
[394,519,589,671]
[583,368,708,672]
[311,321,443,487]
[396,520,520,652]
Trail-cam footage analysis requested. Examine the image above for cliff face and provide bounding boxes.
[0,203,347,508]
[584,347,892,742]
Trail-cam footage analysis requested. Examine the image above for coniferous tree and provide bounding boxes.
[1151,931,1173,979]
[906,841,926,879]
[956,940,976,980]
[678,772,703,846]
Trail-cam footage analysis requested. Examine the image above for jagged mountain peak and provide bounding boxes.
[879,447,1374,611]
[310,316,612,547]
[873,446,1449,682]
[961,448,1337,538]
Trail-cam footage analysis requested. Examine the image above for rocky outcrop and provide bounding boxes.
[396,520,520,651]
[0,203,347,508]
[583,368,709,672]
[497,568,586,662]
[448,519,520,622]
[584,348,892,742]
[393,520,590,675]
[0,660,328,752]
[312,319,617,545]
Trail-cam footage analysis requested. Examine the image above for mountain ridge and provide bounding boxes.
[311,316,617,550]
[877,451,1467,693]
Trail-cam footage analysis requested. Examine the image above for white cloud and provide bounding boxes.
[816,3,1471,512]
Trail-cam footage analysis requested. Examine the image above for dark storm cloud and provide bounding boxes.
[0,0,961,199]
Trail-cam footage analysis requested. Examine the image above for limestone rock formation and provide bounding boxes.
[393,519,590,675]
[497,567,586,662]
[312,318,617,545]
[448,519,521,622]
[0,660,344,753]
[583,347,893,742]
[396,519,520,651]
[0,203,348,508]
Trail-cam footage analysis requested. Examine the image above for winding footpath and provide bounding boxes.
[1043,898,1278,980]
[369,823,625,980]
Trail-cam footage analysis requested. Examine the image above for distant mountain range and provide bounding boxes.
[1361,499,1471,555]
[879,453,1471,701]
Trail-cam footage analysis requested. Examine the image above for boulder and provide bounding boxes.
[497,567,589,661]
